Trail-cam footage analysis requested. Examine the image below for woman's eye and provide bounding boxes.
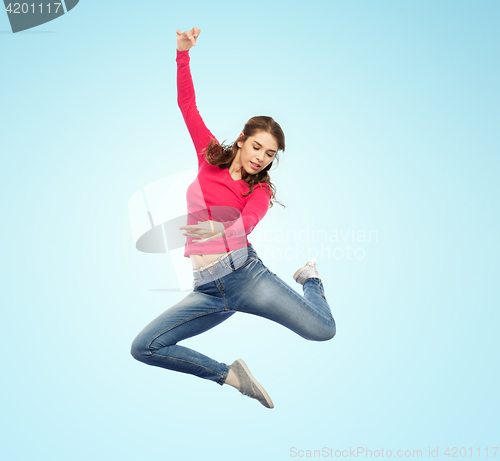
[254,145,274,158]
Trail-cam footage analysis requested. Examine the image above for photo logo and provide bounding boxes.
[128,169,248,292]
[4,0,79,33]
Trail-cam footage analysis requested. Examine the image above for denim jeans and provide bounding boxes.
[130,244,336,385]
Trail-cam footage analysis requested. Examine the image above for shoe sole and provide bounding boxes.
[236,359,274,409]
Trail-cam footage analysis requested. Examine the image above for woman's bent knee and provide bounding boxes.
[325,324,336,341]
[314,323,336,342]
[130,335,151,362]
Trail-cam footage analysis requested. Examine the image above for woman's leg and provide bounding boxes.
[222,255,336,342]
[130,283,235,385]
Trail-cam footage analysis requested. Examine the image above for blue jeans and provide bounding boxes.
[130,244,336,385]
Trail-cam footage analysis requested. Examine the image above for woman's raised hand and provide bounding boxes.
[176,27,201,51]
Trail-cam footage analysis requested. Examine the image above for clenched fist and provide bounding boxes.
[176,27,201,51]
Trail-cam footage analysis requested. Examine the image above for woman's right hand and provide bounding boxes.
[176,27,201,51]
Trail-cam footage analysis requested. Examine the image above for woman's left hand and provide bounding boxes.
[179,220,225,243]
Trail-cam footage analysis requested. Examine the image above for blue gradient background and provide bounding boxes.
[1,1,498,460]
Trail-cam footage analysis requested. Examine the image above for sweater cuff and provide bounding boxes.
[176,49,190,65]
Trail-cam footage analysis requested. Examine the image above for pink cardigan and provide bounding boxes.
[177,49,271,257]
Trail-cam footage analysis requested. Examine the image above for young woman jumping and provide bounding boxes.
[130,27,336,409]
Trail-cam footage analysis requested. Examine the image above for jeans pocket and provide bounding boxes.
[228,255,257,272]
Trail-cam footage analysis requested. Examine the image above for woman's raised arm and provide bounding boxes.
[176,28,218,157]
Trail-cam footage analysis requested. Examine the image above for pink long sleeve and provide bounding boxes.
[176,49,218,158]
[222,184,272,238]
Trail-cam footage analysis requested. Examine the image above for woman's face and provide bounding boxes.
[237,131,278,175]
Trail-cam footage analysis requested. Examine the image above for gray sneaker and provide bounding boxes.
[293,258,320,285]
[229,359,274,409]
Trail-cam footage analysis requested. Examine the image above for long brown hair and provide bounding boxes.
[201,116,285,209]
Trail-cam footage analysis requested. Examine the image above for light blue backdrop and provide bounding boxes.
[1,1,498,460]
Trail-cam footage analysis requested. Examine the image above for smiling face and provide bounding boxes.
[236,130,278,175]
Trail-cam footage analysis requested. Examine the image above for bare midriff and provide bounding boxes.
[190,251,235,271]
